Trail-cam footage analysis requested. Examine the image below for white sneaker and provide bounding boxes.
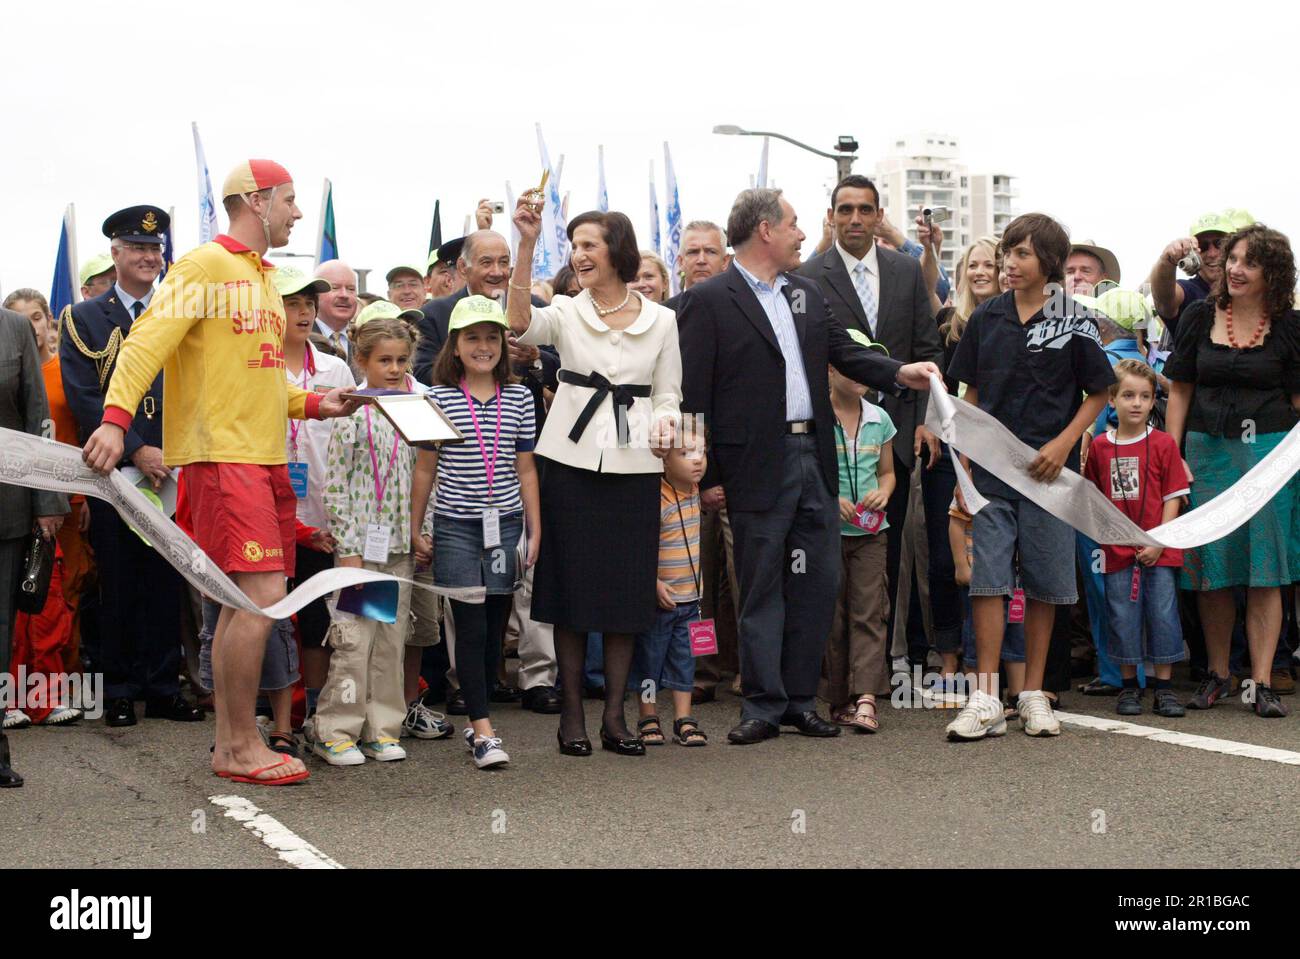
[945,690,1007,740]
[359,738,407,761]
[402,700,454,739]
[1018,690,1061,737]
[3,709,32,729]
[41,705,83,725]
[471,735,509,769]
[312,739,366,765]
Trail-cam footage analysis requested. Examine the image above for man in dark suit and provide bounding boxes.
[59,205,201,728]
[797,175,944,652]
[678,188,940,744]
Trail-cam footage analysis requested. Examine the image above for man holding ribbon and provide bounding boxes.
[82,160,357,785]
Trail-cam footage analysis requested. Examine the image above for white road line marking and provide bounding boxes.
[1054,711,1300,766]
[210,795,345,869]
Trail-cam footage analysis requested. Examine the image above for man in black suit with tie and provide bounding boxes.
[797,175,943,651]
[678,189,940,744]
[59,205,201,727]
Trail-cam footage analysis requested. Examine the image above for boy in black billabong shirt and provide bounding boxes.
[945,213,1115,741]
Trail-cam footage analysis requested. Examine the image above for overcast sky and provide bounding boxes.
[1,0,1288,298]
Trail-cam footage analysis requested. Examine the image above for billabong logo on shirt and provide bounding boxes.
[1024,315,1101,352]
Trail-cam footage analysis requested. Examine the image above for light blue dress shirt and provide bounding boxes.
[114,283,154,319]
[733,259,813,422]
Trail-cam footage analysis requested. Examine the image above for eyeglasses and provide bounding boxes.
[117,241,164,256]
[1198,236,1225,253]
[389,280,424,291]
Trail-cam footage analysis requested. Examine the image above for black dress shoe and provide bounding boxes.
[490,684,523,704]
[727,718,779,745]
[522,685,562,714]
[0,733,22,788]
[144,695,204,722]
[557,728,592,757]
[779,710,841,737]
[105,697,136,727]
[445,689,467,715]
[599,726,645,756]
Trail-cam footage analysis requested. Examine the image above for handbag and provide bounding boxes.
[16,528,54,615]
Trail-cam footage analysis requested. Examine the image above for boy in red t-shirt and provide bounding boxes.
[1083,360,1190,717]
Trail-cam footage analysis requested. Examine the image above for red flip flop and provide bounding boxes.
[215,756,310,786]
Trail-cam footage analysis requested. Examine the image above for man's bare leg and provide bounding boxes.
[211,571,306,779]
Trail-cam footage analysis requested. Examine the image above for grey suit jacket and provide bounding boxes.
[797,243,943,468]
[0,309,69,538]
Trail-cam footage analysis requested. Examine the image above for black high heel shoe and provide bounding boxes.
[599,726,645,756]
[557,728,592,757]
[0,732,24,788]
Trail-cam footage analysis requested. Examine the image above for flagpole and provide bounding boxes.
[66,203,80,304]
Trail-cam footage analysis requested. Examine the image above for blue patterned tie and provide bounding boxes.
[853,262,877,336]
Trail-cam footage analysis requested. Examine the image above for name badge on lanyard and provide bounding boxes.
[288,461,309,499]
[461,380,503,550]
[364,406,401,565]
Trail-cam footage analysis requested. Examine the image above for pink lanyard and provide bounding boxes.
[288,348,317,455]
[364,406,401,509]
[460,380,502,502]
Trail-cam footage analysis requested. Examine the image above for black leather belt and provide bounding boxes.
[557,370,652,447]
[786,420,815,434]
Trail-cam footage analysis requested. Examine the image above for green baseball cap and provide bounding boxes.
[385,263,425,284]
[447,294,509,334]
[273,266,330,297]
[1094,288,1151,332]
[1222,208,1256,230]
[1189,212,1234,237]
[845,327,890,355]
[79,253,115,287]
[355,300,424,328]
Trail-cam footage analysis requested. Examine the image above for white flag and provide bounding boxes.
[648,160,661,259]
[505,180,519,259]
[191,122,220,244]
[597,145,609,212]
[533,123,567,279]
[757,136,770,188]
[663,142,683,296]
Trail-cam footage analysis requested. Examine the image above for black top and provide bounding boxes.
[936,306,960,396]
[1172,274,1212,333]
[947,290,1115,499]
[1163,299,1300,440]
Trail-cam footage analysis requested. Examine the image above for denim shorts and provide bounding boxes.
[970,495,1077,604]
[1103,564,1186,666]
[628,601,699,696]
[959,586,1026,666]
[433,512,524,596]
[198,597,299,692]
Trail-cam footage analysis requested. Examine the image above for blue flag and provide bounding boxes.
[160,205,175,281]
[316,179,338,266]
[663,143,683,296]
[50,204,78,319]
[532,124,566,279]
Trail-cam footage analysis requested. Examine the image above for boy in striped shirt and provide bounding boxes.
[629,425,709,747]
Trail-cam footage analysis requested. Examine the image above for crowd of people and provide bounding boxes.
[1,156,1297,788]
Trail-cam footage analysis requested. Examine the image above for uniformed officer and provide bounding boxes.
[59,205,202,727]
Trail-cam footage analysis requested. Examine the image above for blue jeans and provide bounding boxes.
[1103,565,1185,666]
[628,602,699,696]
[1079,534,1143,686]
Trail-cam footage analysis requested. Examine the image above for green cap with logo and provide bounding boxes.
[1189,212,1235,237]
[447,294,510,334]
[385,263,426,284]
[79,253,115,287]
[845,326,890,355]
[1093,288,1152,332]
[1221,208,1256,231]
[355,300,424,328]
[272,266,330,297]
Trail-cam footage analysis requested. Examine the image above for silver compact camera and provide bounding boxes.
[1178,250,1202,275]
[489,200,507,215]
[922,206,951,224]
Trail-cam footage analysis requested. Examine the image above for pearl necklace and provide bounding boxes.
[1226,301,1267,350]
[591,287,632,317]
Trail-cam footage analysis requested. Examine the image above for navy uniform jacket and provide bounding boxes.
[59,287,164,458]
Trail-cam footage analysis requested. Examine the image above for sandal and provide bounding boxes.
[831,703,857,726]
[636,716,666,746]
[268,732,299,757]
[673,716,708,747]
[849,695,880,733]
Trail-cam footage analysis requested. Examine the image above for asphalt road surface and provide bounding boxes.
[3,672,1297,869]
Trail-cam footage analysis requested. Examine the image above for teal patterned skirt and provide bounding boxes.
[1180,431,1300,590]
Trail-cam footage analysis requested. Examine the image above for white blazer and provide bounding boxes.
[519,289,682,474]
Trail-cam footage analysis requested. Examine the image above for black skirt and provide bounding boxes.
[531,457,660,634]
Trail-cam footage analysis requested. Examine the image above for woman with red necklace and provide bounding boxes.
[1164,224,1300,719]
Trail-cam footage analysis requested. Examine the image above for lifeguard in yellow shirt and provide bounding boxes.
[83,159,357,785]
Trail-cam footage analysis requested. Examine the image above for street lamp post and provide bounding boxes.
[713,125,858,182]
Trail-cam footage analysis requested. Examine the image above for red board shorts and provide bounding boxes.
[185,462,297,578]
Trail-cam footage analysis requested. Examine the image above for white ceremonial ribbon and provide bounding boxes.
[924,374,1300,550]
[0,429,485,615]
